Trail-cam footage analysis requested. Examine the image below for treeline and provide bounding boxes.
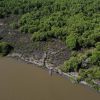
[0,0,100,87]
[0,0,35,18]
[17,0,100,49]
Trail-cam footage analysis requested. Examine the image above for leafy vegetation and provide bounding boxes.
[0,42,13,56]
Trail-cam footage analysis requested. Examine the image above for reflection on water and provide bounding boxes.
[0,57,100,100]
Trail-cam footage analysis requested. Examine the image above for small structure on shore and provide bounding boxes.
[42,52,48,67]
[49,67,53,76]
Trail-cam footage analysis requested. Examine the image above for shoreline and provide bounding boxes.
[7,52,100,93]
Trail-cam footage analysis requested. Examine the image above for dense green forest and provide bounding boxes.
[0,0,100,90]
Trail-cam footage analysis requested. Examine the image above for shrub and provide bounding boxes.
[95,42,100,51]
[79,67,100,80]
[10,22,18,29]
[0,42,13,56]
[66,34,78,50]
[32,32,48,41]
[61,57,81,72]
[83,32,100,48]
[90,50,100,65]
[19,25,28,33]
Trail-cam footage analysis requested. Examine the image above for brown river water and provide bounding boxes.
[0,57,100,100]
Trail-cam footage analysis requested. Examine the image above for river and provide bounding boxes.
[0,57,100,100]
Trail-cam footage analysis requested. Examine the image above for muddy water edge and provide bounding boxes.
[0,57,100,100]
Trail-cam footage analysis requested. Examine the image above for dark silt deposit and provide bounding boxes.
[0,16,70,68]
